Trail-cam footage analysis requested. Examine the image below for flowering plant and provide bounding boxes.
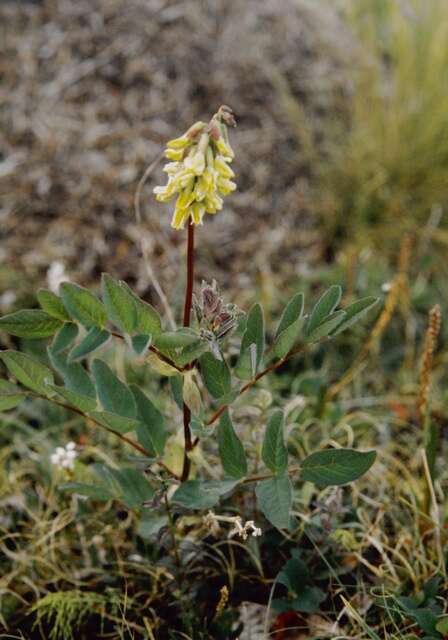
[0,107,378,549]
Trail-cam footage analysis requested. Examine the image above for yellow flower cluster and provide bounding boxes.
[153,108,236,230]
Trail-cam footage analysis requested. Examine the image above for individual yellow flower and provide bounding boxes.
[153,106,237,230]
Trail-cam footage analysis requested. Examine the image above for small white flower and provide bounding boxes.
[50,442,78,471]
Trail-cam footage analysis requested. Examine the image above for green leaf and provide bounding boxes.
[131,334,152,356]
[138,512,169,539]
[396,603,440,636]
[37,289,71,322]
[235,303,265,380]
[277,557,310,593]
[47,384,97,412]
[0,351,54,395]
[200,352,231,399]
[330,297,380,336]
[101,273,138,335]
[89,410,140,434]
[262,410,288,474]
[59,482,114,501]
[290,588,326,614]
[0,309,63,338]
[91,359,136,418]
[276,293,304,338]
[51,323,79,354]
[60,282,107,328]
[130,385,166,456]
[256,474,292,530]
[274,316,305,359]
[169,375,184,410]
[300,448,376,486]
[119,282,162,336]
[306,285,342,337]
[48,349,96,399]
[172,479,238,509]
[436,617,448,635]
[0,379,28,411]
[153,330,199,349]
[218,410,247,479]
[68,327,110,361]
[305,310,346,342]
[176,340,208,367]
[106,467,154,508]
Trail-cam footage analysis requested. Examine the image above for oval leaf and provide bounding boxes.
[68,327,110,361]
[262,410,288,474]
[172,479,238,510]
[102,273,138,335]
[48,349,96,399]
[305,310,346,342]
[330,297,380,337]
[256,474,292,530]
[154,330,200,349]
[0,351,54,396]
[51,323,79,354]
[91,359,136,418]
[275,293,304,338]
[0,379,28,411]
[300,448,376,486]
[89,410,140,434]
[37,289,71,322]
[60,282,107,328]
[306,285,342,337]
[235,303,265,380]
[131,384,166,456]
[218,410,247,479]
[200,352,231,399]
[119,282,162,336]
[0,309,63,338]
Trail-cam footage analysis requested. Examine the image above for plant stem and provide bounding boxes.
[183,221,195,326]
[242,465,300,485]
[181,222,195,482]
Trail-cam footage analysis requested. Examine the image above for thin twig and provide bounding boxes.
[242,465,300,485]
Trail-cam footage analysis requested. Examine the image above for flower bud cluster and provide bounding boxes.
[154,106,236,230]
[194,280,238,358]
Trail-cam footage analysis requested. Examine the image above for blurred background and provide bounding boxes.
[2,0,447,317]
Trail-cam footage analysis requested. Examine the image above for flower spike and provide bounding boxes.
[154,107,237,230]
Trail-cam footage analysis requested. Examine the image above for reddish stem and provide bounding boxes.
[183,222,195,326]
[181,222,195,481]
